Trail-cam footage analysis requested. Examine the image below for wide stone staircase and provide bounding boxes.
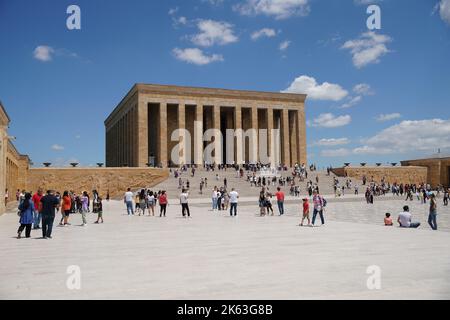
[150,167,365,201]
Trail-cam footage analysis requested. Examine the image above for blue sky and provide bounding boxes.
[1,0,450,168]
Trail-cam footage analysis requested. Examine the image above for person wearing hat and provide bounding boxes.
[300,198,310,226]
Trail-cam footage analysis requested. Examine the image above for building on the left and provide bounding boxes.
[0,102,30,214]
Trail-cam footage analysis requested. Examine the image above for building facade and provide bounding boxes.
[401,156,450,188]
[105,84,307,168]
[0,103,9,214]
[0,102,30,214]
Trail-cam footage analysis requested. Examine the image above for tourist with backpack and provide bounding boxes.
[17,193,34,239]
[312,190,326,226]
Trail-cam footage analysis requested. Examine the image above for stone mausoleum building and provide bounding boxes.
[0,102,30,214]
[105,84,307,168]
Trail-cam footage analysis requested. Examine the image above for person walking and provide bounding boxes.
[147,191,156,216]
[61,191,72,226]
[229,188,239,217]
[275,187,285,215]
[159,191,168,217]
[95,197,104,223]
[138,189,147,216]
[124,188,134,215]
[39,190,60,239]
[212,187,219,212]
[17,192,34,239]
[180,189,190,217]
[259,189,267,216]
[80,191,89,226]
[428,194,438,230]
[311,190,326,226]
[31,189,43,229]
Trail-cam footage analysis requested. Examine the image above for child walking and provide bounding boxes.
[300,198,310,226]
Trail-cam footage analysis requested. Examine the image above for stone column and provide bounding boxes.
[213,105,222,165]
[250,106,258,163]
[118,118,123,166]
[290,110,298,166]
[137,98,148,167]
[159,102,168,167]
[178,103,186,166]
[234,106,243,165]
[194,105,204,165]
[297,106,307,165]
[282,108,290,167]
[267,108,275,166]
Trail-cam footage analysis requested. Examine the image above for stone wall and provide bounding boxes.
[0,123,7,215]
[26,167,169,199]
[331,166,428,185]
[401,158,450,187]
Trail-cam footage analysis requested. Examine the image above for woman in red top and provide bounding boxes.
[159,191,168,217]
[61,191,72,226]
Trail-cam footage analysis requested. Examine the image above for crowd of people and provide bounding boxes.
[15,188,106,239]
[12,165,448,239]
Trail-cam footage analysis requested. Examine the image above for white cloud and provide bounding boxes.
[75,135,81,139]
[438,0,450,25]
[341,32,392,68]
[307,113,352,128]
[321,148,351,157]
[50,157,79,167]
[339,96,362,109]
[177,17,188,25]
[191,20,238,47]
[172,48,223,65]
[375,113,402,122]
[168,7,179,15]
[251,28,277,40]
[354,0,382,5]
[355,119,450,155]
[233,0,310,20]
[51,144,64,151]
[282,75,348,101]
[353,83,373,95]
[314,138,350,146]
[33,45,54,62]
[352,145,392,155]
[202,0,224,5]
[279,40,291,51]
[339,83,373,109]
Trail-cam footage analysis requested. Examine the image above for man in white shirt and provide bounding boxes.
[180,189,190,217]
[229,188,239,216]
[124,188,134,215]
[398,205,420,228]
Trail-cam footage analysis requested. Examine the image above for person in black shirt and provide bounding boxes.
[39,190,60,239]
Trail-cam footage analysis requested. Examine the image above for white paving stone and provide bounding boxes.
[0,199,449,300]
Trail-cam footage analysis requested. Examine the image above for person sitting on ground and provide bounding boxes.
[397,205,420,228]
[384,213,393,226]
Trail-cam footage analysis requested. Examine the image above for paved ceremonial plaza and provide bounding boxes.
[1,168,450,300]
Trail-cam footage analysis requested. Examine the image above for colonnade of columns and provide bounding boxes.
[136,102,306,168]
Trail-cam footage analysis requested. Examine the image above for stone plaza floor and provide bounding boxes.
[0,197,449,300]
